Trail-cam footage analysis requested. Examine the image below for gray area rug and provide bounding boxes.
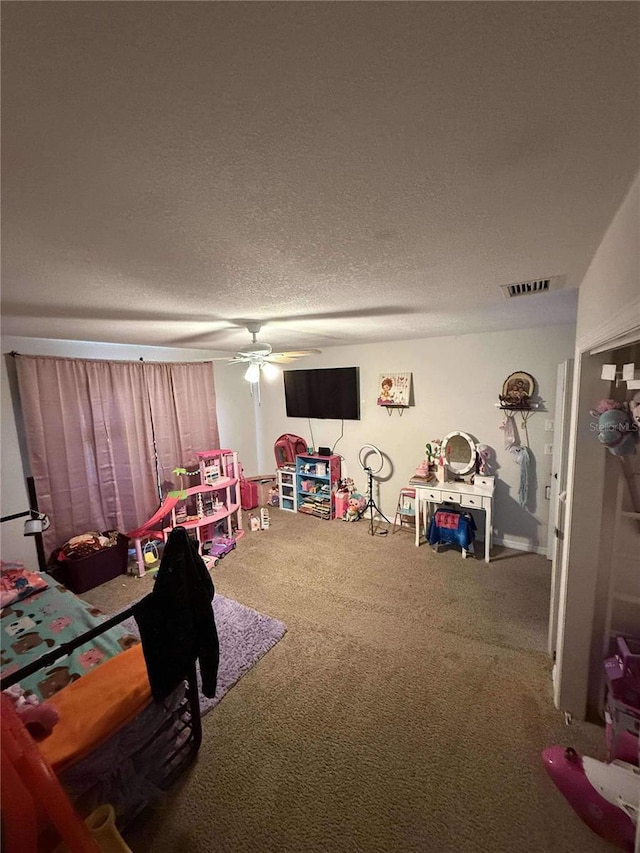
[123,594,287,715]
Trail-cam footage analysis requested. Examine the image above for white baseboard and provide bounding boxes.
[491,535,548,556]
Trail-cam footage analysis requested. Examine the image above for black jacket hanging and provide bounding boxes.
[134,527,219,701]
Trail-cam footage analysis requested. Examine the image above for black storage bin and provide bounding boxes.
[55,533,129,594]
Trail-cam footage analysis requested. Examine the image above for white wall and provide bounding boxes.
[0,335,257,564]
[576,172,640,353]
[255,325,576,553]
[555,170,640,719]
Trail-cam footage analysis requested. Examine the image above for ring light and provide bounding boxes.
[358,444,384,475]
[357,445,390,535]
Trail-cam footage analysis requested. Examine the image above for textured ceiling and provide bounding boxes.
[1,2,639,355]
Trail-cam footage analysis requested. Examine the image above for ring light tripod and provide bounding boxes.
[357,444,390,536]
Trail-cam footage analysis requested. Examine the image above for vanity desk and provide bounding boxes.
[413,430,495,563]
[413,478,494,562]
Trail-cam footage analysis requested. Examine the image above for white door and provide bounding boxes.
[547,359,573,660]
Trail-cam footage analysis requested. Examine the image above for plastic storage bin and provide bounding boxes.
[246,475,277,506]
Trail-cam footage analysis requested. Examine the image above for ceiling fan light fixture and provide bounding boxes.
[244,362,261,383]
[261,361,279,380]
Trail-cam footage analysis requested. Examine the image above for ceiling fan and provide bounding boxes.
[213,323,321,384]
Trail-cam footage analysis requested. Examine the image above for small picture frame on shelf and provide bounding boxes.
[377,372,411,407]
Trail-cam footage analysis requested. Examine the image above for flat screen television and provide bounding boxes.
[283,367,360,420]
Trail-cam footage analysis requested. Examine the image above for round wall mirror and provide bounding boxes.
[441,431,476,476]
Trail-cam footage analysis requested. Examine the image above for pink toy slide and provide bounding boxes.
[126,495,180,576]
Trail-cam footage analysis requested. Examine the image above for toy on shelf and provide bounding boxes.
[589,400,637,457]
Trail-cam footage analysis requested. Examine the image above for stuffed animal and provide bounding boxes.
[336,478,356,495]
[3,683,60,737]
[344,497,362,522]
[590,400,637,457]
[343,493,366,522]
[592,399,626,414]
[629,393,640,435]
[476,444,493,476]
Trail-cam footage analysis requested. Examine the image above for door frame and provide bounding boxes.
[547,359,573,661]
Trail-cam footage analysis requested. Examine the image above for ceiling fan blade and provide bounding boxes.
[266,355,299,364]
[265,350,322,364]
[275,349,322,357]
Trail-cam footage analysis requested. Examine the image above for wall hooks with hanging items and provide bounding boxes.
[495,371,546,454]
[495,372,543,511]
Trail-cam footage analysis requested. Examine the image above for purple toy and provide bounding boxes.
[209,537,237,559]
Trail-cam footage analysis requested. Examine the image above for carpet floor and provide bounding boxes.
[82,511,612,853]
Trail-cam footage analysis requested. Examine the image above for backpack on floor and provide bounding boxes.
[274,434,307,468]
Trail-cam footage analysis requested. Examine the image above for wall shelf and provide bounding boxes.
[494,402,544,411]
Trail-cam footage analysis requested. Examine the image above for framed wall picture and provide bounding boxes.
[377,372,411,407]
[499,371,535,408]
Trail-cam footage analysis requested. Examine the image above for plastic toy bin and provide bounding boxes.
[54,533,129,594]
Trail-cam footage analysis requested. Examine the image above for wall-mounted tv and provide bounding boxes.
[283,367,360,420]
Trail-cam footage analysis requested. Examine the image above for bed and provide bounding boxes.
[0,562,202,831]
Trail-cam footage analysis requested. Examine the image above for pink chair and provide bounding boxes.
[392,488,416,534]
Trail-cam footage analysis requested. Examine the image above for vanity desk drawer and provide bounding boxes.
[461,494,482,509]
[474,476,495,494]
[441,492,462,504]
[423,489,442,502]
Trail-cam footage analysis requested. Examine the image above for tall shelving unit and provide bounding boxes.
[295,453,341,520]
[164,449,244,550]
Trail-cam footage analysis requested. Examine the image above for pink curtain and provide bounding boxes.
[15,356,219,555]
[144,361,220,493]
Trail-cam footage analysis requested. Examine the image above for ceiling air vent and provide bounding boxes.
[500,276,563,299]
